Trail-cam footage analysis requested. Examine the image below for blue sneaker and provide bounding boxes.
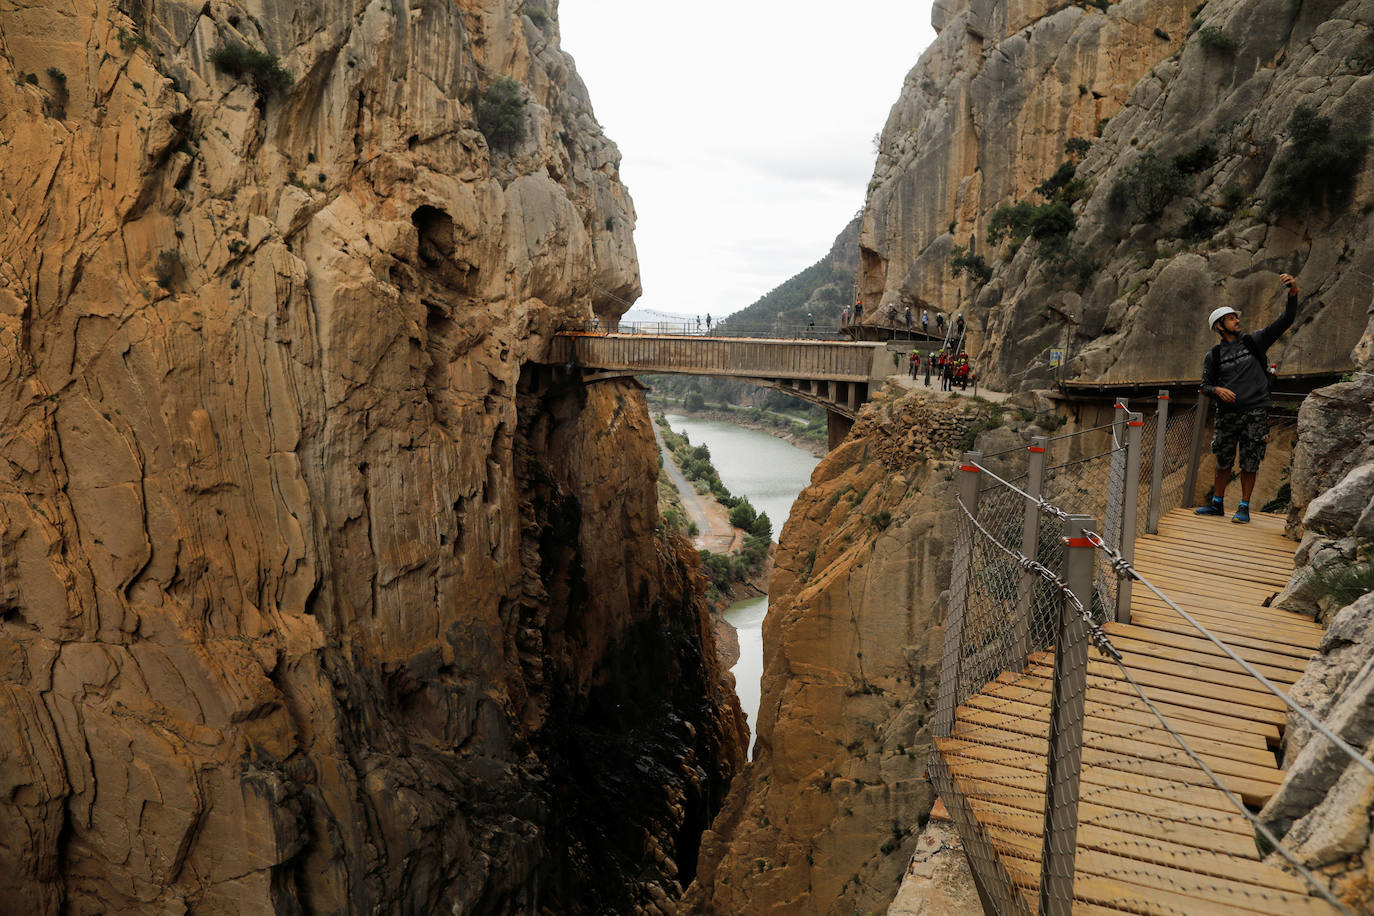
[1195,498,1224,517]
[1232,501,1251,524]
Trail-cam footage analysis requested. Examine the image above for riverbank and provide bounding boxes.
[646,398,828,458]
[652,416,774,613]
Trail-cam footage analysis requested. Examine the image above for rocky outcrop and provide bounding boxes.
[1259,307,1373,912]
[860,0,1374,391]
[686,390,1031,914]
[0,1,742,912]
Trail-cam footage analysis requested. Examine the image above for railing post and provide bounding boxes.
[935,452,982,738]
[1181,395,1212,509]
[1116,412,1143,624]
[1146,390,1169,534]
[1040,514,1094,916]
[1014,437,1049,669]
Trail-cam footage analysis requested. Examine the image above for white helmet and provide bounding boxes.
[1208,306,1238,330]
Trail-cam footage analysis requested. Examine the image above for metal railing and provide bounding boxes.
[590,320,846,340]
[929,392,1365,914]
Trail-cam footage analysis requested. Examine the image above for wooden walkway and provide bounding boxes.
[933,508,1337,914]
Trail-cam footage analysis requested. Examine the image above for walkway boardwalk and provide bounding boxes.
[934,507,1337,914]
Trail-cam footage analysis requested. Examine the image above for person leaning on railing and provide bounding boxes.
[1196,273,1299,524]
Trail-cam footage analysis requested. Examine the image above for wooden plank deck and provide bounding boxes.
[934,507,1337,914]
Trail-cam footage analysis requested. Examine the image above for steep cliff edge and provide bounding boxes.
[0,1,743,912]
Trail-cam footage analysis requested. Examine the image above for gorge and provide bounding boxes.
[3,0,1374,914]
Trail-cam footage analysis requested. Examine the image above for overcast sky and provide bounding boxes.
[559,1,937,319]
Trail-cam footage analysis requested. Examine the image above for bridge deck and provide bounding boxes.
[935,508,1336,914]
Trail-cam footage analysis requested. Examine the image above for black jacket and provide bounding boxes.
[1201,291,1297,412]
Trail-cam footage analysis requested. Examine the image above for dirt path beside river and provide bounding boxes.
[652,422,742,554]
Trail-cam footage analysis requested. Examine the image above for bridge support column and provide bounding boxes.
[826,411,853,451]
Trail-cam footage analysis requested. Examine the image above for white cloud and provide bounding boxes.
[561,0,937,316]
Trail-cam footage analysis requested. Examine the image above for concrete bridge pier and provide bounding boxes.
[827,412,853,450]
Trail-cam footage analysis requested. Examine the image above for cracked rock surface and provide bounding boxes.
[0,1,743,912]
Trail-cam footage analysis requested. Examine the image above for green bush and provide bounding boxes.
[987,201,1036,246]
[477,76,527,150]
[1110,151,1189,218]
[1196,26,1237,54]
[1182,201,1227,239]
[1307,562,1374,610]
[1218,183,1248,210]
[208,43,292,98]
[950,245,992,283]
[1065,137,1093,157]
[1028,200,1075,240]
[750,512,773,541]
[526,7,549,27]
[1173,140,1218,175]
[728,500,757,531]
[1265,106,1369,215]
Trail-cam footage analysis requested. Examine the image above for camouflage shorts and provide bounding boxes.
[1212,406,1269,473]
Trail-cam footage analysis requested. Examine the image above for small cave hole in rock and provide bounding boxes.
[412,205,455,266]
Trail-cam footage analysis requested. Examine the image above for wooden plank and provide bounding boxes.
[1103,622,1312,675]
[964,691,1275,765]
[1128,597,1324,639]
[1070,640,1301,695]
[1130,607,1323,653]
[967,798,1291,889]
[1128,573,1282,606]
[1028,653,1289,717]
[937,737,1235,812]
[1131,539,1294,569]
[1127,611,1320,661]
[943,767,1260,850]
[997,843,1338,915]
[958,699,1279,770]
[1102,632,1303,686]
[1132,538,1295,565]
[997,670,1281,745]
[1127,586,1319,626]
[1130,555,1291,590]
[952,722,1281,807]
[981,815,1306,895]
[1148,528,1295,554]
[984,676,1270,750]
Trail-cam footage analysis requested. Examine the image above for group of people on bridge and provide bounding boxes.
[840,303,966,341]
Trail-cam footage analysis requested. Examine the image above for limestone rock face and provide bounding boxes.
[860,0,1374,390]
[686,390,1009,914]
[1261,304,1373,911]
[0,1,741,913]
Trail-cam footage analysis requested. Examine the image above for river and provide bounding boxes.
[662,413,821,753]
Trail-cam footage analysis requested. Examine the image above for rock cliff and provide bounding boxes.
[0,1,742,912]
[686,390,1025,914]
[860,0,1373,390]
[1260,306,1374,911]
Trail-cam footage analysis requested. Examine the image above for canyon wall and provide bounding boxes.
[860,0,1373,390]
[0,0,743,912]
[687,391,1023,914]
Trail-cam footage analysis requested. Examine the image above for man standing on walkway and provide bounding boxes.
[1196,273,1299,523]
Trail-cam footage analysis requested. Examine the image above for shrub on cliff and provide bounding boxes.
[1109,151,1188,219]
[1264,106,1370,216]
[949,245,992,284]
[208,42,292,98]
[478,77,527,150]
